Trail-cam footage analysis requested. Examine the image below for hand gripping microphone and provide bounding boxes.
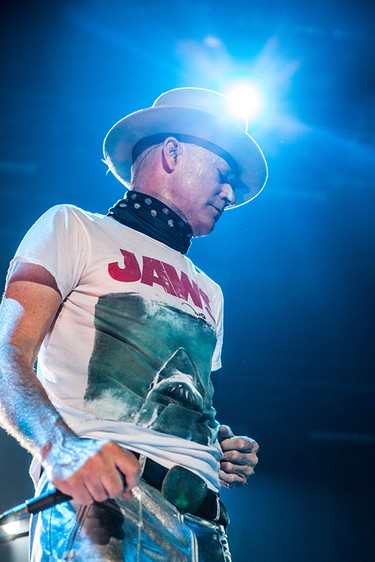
[0,472,127,527]
[0,489,72,526]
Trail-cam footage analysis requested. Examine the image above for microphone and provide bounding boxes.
[0,489,71,526]
[0,471,127,526]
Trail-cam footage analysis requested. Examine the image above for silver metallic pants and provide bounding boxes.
[29,474,232,561]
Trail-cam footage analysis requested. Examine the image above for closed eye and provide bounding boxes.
[218,170,237,188]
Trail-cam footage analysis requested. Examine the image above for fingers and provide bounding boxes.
[218,424,234,442]
[221,449,258,468]
[221,442,259,472]
[219,469,247,489]
[219,433,260,489]
[219,455,257,488]
[220,435,259,454]
[112,443,141,493]
[220,451,258,474]
[52,441,140,505]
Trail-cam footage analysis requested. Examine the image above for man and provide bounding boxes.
[0,87,267,561]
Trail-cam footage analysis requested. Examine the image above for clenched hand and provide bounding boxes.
[218,425,259,488]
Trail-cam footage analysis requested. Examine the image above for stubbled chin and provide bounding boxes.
[192,221,216,238]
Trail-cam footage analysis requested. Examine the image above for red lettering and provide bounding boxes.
[108,250,214,320]
[141,257,177,296]
[108,249,141,282]
[162,263,203,309]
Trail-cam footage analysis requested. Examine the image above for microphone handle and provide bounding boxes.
[27,489,72,514]
[0,490,72,526]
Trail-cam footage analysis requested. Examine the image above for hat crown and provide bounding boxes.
[152,87,248,133]
[103,86,267,208]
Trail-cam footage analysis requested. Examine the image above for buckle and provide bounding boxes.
[161,465,207,514]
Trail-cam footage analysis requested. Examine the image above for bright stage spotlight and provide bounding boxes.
[2,521,21,536]
[226,81,267,123]
[0,518,29,542]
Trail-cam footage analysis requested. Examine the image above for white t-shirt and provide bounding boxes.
[7,205,225,491]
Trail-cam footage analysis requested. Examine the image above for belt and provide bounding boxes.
[135,454,229,527]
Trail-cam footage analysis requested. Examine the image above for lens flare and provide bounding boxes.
[227,82,265,122]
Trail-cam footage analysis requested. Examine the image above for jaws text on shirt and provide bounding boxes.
[108,249,215,323]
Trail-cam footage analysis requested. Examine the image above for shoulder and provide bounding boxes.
[36,204,106,231]
[43,204,103,221]
[189,259,222,292]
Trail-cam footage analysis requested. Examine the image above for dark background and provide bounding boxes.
[0,1,374,560]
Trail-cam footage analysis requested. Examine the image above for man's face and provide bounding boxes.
[171,144,237,237]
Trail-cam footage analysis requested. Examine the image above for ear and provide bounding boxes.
[162,137,183,173]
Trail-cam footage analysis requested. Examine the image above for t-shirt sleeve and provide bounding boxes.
[6,205,89,299]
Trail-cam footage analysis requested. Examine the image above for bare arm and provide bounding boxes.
[0,263,140,504]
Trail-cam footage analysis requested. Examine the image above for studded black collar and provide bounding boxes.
[107,191,193,254]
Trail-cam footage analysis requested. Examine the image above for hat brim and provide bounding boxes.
[103,106,268,208]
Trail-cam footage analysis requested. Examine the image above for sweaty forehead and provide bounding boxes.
[209,151,234,172]
[188,137,237,173]
[133,133,239,176]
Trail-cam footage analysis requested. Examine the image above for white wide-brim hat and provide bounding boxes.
[103,87,268,209]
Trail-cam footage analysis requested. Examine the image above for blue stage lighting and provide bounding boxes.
[226,81,266,123]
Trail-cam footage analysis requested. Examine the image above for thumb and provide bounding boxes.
[218,424,234,442]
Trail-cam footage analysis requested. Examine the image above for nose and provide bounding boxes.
[220,183,236,207]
